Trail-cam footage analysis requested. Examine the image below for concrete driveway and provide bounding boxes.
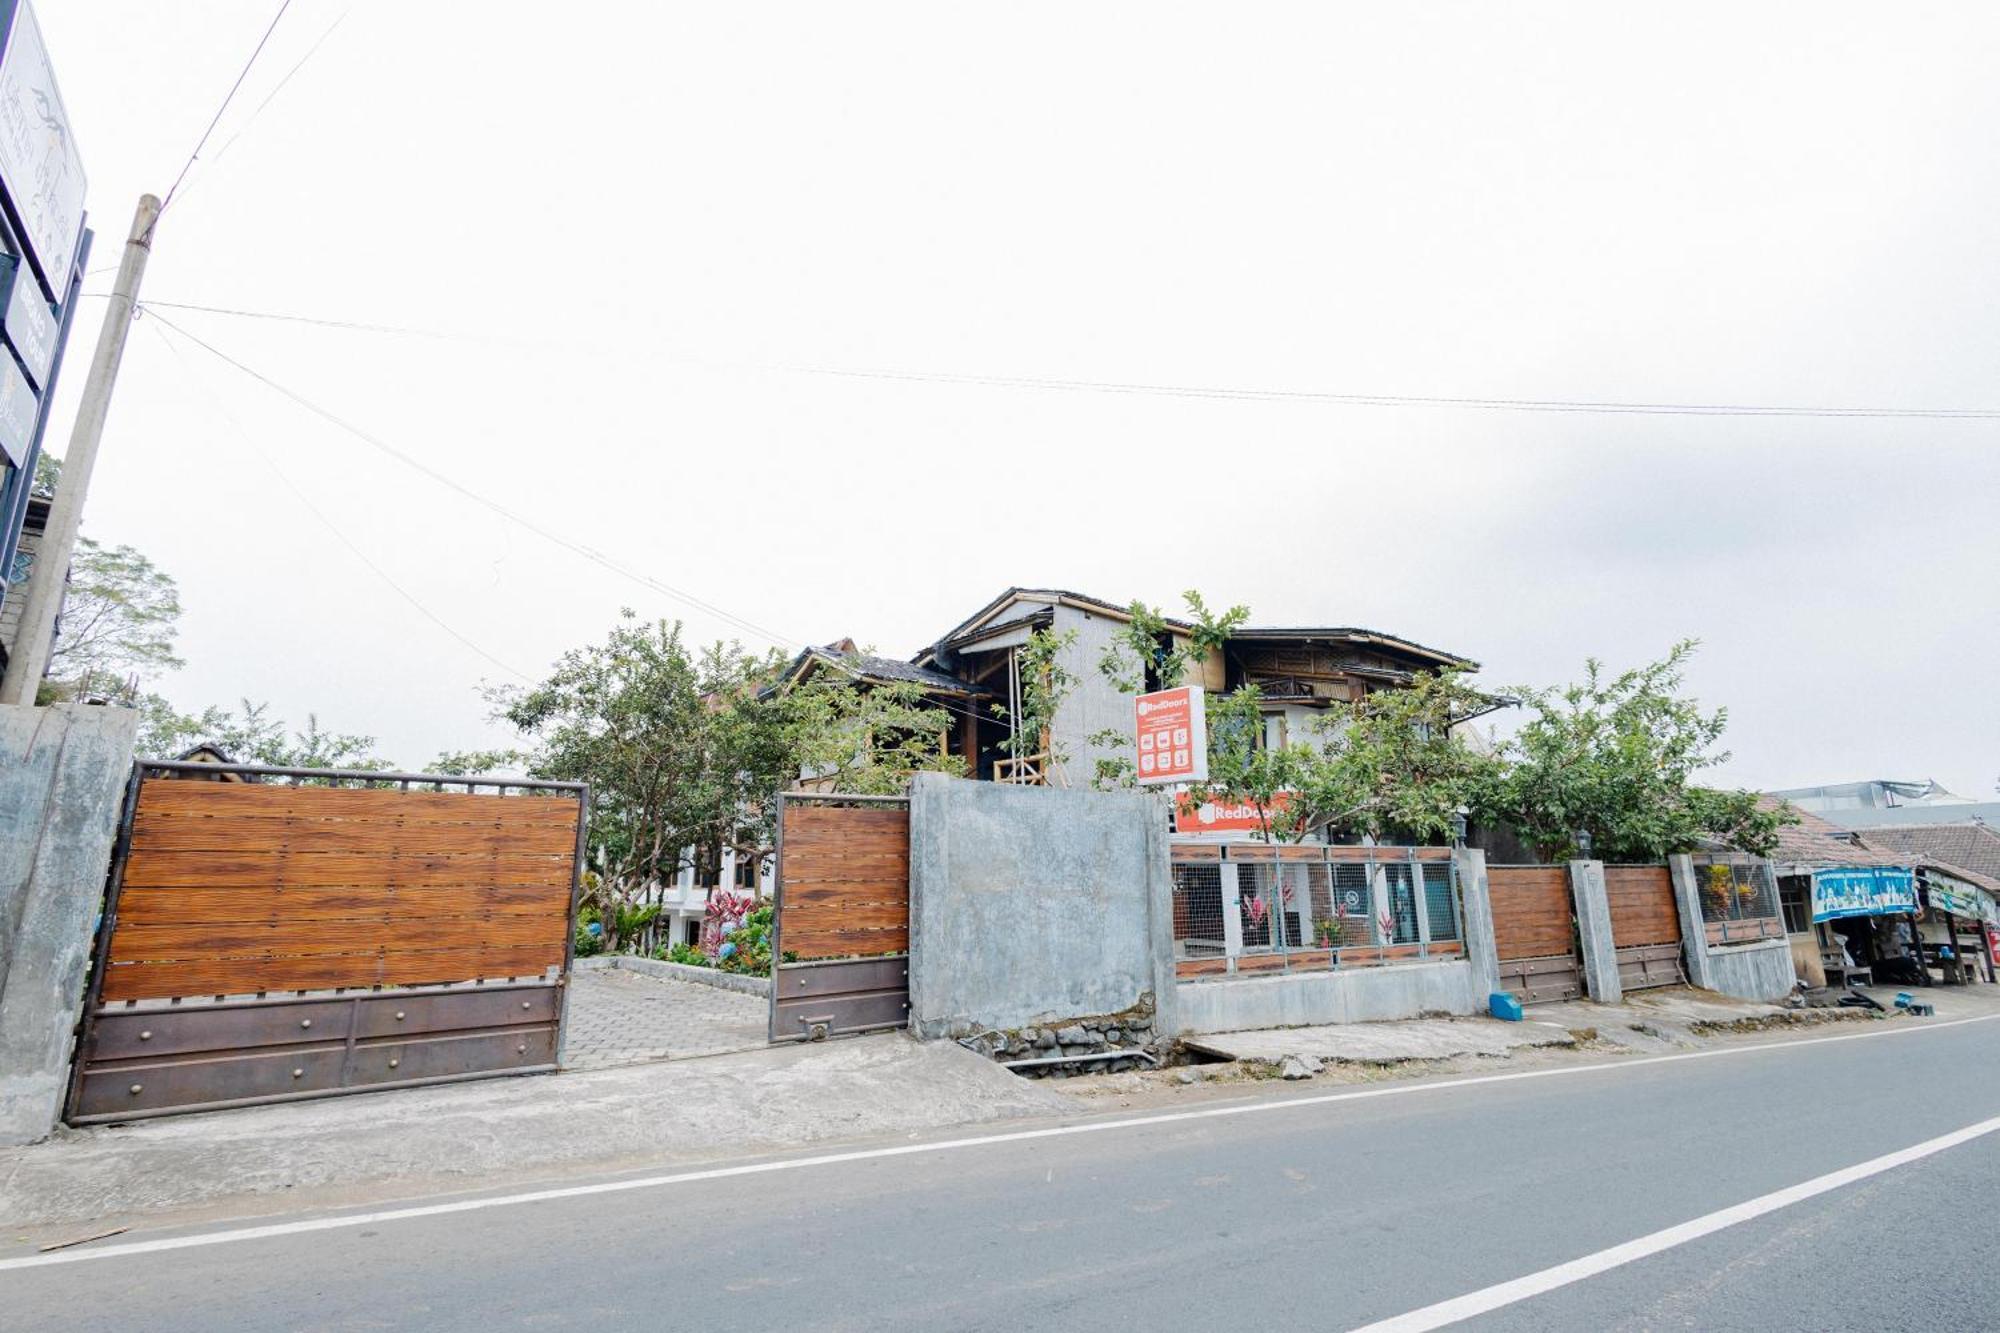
[561,965,769,1070]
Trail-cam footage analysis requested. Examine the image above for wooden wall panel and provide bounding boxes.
[1489,866,1576,962]
[100,778,581,1001]
[1605,866,1681,948]
[778,802,910,960]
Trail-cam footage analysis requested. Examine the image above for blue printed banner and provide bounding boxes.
[1811,867,1917,923]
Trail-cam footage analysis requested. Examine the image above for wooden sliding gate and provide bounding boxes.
[1605,865,1686,991]
[67,760,585,1124]
[769,793,910,1042]
[1489,865,1584,1004]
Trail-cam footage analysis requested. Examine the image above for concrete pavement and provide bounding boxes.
[7,1008,1998,1330]
[0,1033,1070,1231]
[561,963,768,1069]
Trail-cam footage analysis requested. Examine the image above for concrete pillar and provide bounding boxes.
[1568,859,1622,1004]
[1454,847,1501,1003]
[0,704,137,1146]
[1408,852,1432,956]
[1143,800,1178,1040]
[1669,854,1716,990]
[1220,861,1243,967]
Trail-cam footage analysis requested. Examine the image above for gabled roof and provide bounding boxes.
[1756,798,1913,871]
[923,587,1190,658]
[918,586,1474,671]
[1857,822,2000,885]
[766,642,990,700]
[1226,626,1475,670]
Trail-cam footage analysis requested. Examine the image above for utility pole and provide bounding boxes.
[0,194,160,707]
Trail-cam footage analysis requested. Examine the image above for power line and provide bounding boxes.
[174,8,350,206]
[160,0,296,214]
[147,319,534,682]
[146,308,806,650]
[144,310,1012,736]
[134,298,2000,421]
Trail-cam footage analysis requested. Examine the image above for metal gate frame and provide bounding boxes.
[768,791,911,1043]
[66,759,587,1124]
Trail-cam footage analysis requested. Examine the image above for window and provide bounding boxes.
[734,854,760,890]
[683,919,701,947]
[1779,876,1811,934]
[1261,713,1287,751]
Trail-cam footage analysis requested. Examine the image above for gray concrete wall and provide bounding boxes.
[1669,853,1795,1001]
[1176,959,1477,1034]
[0,704,137,1146]
[907,772,1176,1042]
[1049,601,1138,791]
[1704,939,1796,1001]
[1568,860,1623,1003]
[1668,854,1716,990]
[1454,847,1501,1003]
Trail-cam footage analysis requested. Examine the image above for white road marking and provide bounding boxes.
[2,1010,1994,1273]
[1352,1109,2000,1332]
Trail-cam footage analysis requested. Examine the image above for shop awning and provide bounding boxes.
[1811,867,1917,923]
[1923,870,1999,925]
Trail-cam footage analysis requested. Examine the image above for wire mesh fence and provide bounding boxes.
[1171,846,1462,977]
[1693,858,1785,943]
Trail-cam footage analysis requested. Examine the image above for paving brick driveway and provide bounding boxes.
[561,966,768,1070]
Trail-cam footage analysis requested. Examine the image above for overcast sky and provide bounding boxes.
[30,2,2000,794]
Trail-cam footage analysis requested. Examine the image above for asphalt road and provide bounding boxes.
[9,1015,1999,1332]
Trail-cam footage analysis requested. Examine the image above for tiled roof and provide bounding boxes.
[767,644,990,699]
[1757,798,1913,870]
[1856,822,2000,885]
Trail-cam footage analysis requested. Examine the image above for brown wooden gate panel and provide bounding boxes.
[770,794,910,1042]
[68,761,585,1124]
[1489,865,1583,1004]
[1605,864,1686,990]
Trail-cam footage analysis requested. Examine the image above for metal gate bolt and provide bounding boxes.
[388,1058,399,1069]
[128,1084,142,1095]
[291,1068,304,1078]
[299,1019,311,1029]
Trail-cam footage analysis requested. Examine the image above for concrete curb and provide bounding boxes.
[578,953,773,998]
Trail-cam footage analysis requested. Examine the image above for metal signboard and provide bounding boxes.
[1174,789,1293,834]
[1810,867,1917,923]
[1135,685,1206,785]
[0,341,32,467]
[0,249,52,384]
[0,0,85,298]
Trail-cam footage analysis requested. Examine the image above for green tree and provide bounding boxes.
[1187,671,1502,847]
[42,538,185,702]
[775,659,968,795]
[1089,591,1249,790]
[1482,641,1789,862]
[134,697,394,771]
[991,626,1077,782]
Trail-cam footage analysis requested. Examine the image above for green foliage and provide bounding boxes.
[427,747,528,777]
[1096,590,1248,694]
[777,660,967,795]
[717,903,775,974]
[1481,641,1791,861]
[134,697,393,772]
[492,611,790,892]
[44,537,184,701]
[1188,684,1310,839]
[992,627,1077,769]
[1296,669,1504,845]
[657,941,710,967]
[573,921,604,958]
[1091,592,1248,791]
